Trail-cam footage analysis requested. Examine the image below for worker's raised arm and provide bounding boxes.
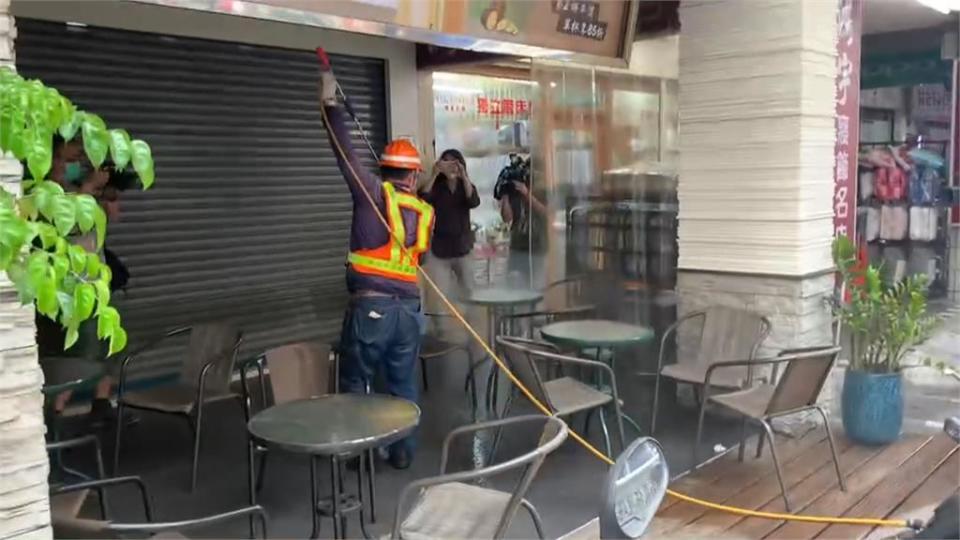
[319,71,383,205]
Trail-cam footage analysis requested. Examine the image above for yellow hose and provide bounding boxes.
[317,101,912,531]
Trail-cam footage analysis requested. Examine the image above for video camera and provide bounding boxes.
[493,153,530,201]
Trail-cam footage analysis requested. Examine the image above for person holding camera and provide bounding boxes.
[494,154,547,288]
[418,149,480,299]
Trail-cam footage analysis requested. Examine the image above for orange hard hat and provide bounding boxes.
[380,139,422,171]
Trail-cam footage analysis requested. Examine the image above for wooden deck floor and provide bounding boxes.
[563,429,958,540]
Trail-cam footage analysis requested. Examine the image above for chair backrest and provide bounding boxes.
[694,306,770,367]
[180,322,242,394]
[499,305,595,340]
[543,275,585,311]
[493,415,569,539]
[496,336,555,411]
[395,415,567,540]
[265,342,333,405]
[765,347,841,416]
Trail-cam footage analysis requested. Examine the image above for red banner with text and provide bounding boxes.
[834,0,862,241]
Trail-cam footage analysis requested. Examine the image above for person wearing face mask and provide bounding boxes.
[320,68,435,470]
[418,148,480,299]
[37,137,134,427]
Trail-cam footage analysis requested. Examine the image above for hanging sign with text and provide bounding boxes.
[834,0,862,241]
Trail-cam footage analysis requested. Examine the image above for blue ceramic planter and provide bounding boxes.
[841,369,903,446]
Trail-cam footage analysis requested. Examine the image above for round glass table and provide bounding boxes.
[466,287,544,419]
[539,320,654,351]
[248,394,420,539]
[540,319,655,437]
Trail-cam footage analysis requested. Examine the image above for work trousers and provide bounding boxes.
[339,296,424,456]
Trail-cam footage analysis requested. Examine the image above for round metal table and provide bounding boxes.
[540,319,654,437]
[539,320,654,351]
[466,287,544,419]
[247,394,420,539]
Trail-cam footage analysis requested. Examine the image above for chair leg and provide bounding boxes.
[489,392,515,465]
[256,449,269,493]
[759,420,791,512]
[420,356,429,392]
[598,407,612,458]
[815,406,846,492]
[190,405,203,492]
[246,441,256,540]
[613,402,627,455]
[113,402,124,476]
[737,417,748,463]
[650,373,662,435]
[309,456,320,539]
[693,386,709,465]
[521,499,546,540]
[366,448,377,523]
[90,436,109,519]
[756,429,766,459]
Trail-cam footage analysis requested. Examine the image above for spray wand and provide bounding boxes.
[316,48,380,162]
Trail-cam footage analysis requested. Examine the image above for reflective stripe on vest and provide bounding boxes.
[347,182,434,283]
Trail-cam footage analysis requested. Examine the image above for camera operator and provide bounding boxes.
[494,154,547,287]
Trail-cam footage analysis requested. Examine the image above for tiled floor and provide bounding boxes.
[54,344,747,539]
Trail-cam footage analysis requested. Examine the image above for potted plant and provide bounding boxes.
[832,235,937,445]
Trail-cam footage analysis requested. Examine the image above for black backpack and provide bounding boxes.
[104,247,129,292]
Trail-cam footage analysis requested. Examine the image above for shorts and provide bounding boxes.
[36,315,115,377]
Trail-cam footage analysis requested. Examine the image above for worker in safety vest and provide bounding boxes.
[320,69,434,470]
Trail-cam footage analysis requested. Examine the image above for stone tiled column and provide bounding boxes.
[0,1,52,537]
[677,1,837,364]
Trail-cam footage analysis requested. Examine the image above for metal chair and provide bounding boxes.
[498,305,597,341]
[389,415,568,540]
[244,342,336,492]
[419,312,481,420]
[496,336,625,457]
[47,434,113,521]
[50,475,267,539]
[693,346,846,511]
[114,323,244,491]
[650,306,771,434]
[542,275,587,311]
[242,341,378,531]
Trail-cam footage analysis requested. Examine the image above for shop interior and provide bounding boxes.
[857,2,958,299]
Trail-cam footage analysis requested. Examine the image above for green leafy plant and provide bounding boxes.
[832,235,937,373]
[0,68,154,355]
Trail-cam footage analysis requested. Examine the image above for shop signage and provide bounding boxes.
[834,0,862,241]
[554,1,607,42]
[912,84,951,122]
[138,0,636,65]
[442,1,631,59]
[477,97,531,117]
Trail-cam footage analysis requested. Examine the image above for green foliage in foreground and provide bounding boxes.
[0,68,155,355]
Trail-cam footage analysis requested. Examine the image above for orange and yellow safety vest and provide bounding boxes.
[347,182,434,283]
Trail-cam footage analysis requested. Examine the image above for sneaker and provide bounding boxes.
[389,448,412,470]
[89,399,139,428]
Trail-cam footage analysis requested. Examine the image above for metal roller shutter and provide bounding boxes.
[16,19,388,380]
